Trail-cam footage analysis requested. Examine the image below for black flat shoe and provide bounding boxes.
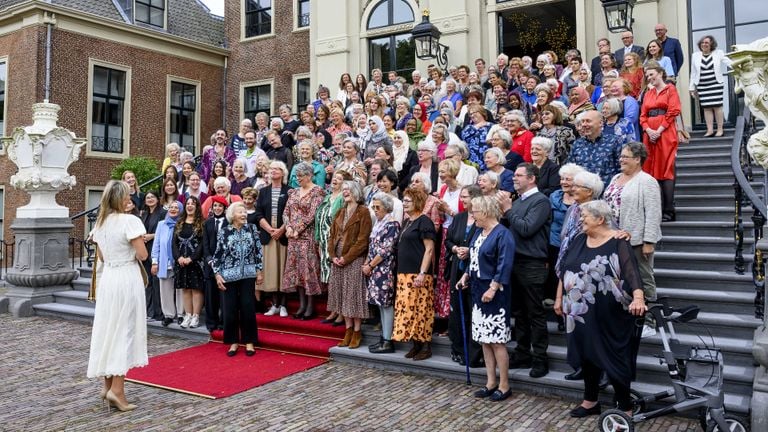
[490,388,512,402]
[162,318,173,327]
[227,348,238,357]
[564,368,583,380]
[473,386,498,398]
[245,348,256,357]
[569,404,601,418]
[299,313,317,321]
[320,318,335,324]
[331,320,345,327]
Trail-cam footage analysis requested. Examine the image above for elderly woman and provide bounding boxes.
[328,181,373,349]
[486,125,523,172]
[478,171,500,197]
[609,78,641,141]
[554,200,645,417]
[200,129,236,183]
[556,171,604,276]
[317,171,353,326]
[393,96,413,130]
[257,161,290,318]
[536,104,576,165]
[460,106,494,170]
[213,202,264,357]
[530,137,561,196]
[400,141,438,194]
[289,140,326,188]
[201,177,243,217]
[229,158,255,196]
[161,142,182,174]
[484,147,515,194]
[393,187,437,360]
[264,130,294,173]
[151,199,183,327]
[362,115,394,166]
[601,98,636,145]
[457,196,516,402]
[505,110,533,163]
[428,123,450,160]
[445,184,484,367]
[567,87,596,123]
[444,143,478,187]
[326,108,352,138]
[365,192,401,354]
[282,162,326,320]
[605,141,662,337]
[333,137,368,186]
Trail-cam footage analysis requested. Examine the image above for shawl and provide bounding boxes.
[568,87,591,115]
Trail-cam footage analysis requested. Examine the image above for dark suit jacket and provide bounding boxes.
[203,216,229,277]
[400,162,439,195]
[397,149,419,191]
[536,159,561,197]
[590,56,602,85]
[614,45,645,66]
[254,184,290,246]
[443,211,479,285]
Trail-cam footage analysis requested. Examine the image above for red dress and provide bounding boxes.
[620,69,644,98]
[640,84,681,181]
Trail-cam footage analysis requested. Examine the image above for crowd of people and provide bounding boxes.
[90,23,728,414]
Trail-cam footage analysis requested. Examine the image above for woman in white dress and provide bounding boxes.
[87,180,149,412]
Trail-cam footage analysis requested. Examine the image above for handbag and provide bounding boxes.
[88,244,149,302]
[675,115,690,143]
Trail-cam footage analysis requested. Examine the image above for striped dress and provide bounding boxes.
[696,54,723,108]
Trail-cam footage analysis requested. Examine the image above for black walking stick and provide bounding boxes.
[456,283,472,385]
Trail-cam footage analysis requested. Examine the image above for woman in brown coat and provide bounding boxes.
[328,180,373,349]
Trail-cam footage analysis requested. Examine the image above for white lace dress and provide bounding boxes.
[87,213,148,378]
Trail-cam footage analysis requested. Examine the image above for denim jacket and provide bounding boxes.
[212,223,263,282]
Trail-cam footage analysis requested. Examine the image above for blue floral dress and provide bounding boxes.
[366,217,400,307]
[559,234,643,385]
[460,122,494,170]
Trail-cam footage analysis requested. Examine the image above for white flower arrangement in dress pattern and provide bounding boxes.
[471,304,511,344]
[562,253,633,333]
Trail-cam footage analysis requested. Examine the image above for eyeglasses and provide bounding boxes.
[619,154,638,159]
[402,198,413,203]
[573,184,589,189]
[371,205,382,210]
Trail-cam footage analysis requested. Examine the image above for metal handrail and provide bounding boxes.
[731,107,766,319]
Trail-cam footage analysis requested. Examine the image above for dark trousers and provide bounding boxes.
[222,277,258,345]
[204,274,223,331]
[448,285,483,366]
[583,360,631,410]
[143,260,163,320]
[510,255,549,363]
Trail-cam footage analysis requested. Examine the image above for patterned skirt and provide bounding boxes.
[281,235,323,296]
[470,279,511,344]
[327,252,370,319]
[434,227,451,318]
[174,262,204,291]
[393,273,435,343]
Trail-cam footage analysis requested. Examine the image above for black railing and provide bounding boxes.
[731,107,766,320]
[0,237,13,280]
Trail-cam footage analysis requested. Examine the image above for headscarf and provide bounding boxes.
[367,115,388,142]
[163,201,182,228]
[568,87,591,115]
[415,102,429,123]
[439,106,458,132]
[392,130,410,172]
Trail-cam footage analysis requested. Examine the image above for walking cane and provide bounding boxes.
[456,284,472,385]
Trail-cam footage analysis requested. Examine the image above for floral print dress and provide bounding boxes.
[460,122,493,170]
[366,217,400,307]
[281,186,325,295]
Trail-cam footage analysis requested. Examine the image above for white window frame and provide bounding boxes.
[293,0,310,32]
[292,73,310,114]
[240,78,274,120]
[166,75,201,155]
[133,0,168,29]
[86,58,132,160]
[241,0,275,41]
[0,56,8,154]
[84,186,105,234]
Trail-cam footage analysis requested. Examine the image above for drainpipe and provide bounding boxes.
[222,56,228,131]
[43,13,56,102]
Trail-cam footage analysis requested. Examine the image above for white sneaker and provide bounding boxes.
[189,314,200,328]
[180,314,192,328]
[279,306,288,317]
[641,325,657,339]
[264,305,279,316]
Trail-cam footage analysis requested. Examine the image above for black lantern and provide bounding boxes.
[601,0,636,33]
[411,9,449,68]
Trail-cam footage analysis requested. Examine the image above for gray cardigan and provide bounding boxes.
[609,171,662,246]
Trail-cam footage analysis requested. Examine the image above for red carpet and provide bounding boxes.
[126,340,327,399]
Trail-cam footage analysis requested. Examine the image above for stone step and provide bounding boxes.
[654,251,751,272]
[654,268,754,292]
[661,221,749,238]
[656,287,757,315]
[675,194,733,207]
[656,235,749,254]
[676,182,763,196]
[677,151,730,161]
[71,277,91,293]
[677,170,763,184]
[51,290,92,308]
[677,141,737,156]
[674,207,735,222]
[676,160,735,173]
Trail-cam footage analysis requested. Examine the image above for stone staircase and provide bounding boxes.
[27,130,763,415]
[330,130,762,415]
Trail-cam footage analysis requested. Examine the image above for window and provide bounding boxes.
[369,34,415,81]
[135,0,164,27]
[115,0,132,20]
[243,83,272,125]
[245,0,272,38]
[367,0,413,29]
[169,81,197,153]
[0,60,6,147]
[91,65,128,154]
[295,77,310,113]
[297,0,310,28]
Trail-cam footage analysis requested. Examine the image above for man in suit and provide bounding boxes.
[203,196,229,332]
[499,163,552,378]
[614,31,645,66]
[655,23,684,78]
[590,38,611,84]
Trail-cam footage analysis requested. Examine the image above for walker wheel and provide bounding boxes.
[705,413,749,432]
[629,389,645,415]
[598,409,634,432]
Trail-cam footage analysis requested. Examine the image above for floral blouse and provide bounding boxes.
[566,133,624,187]
[212,224,264,283]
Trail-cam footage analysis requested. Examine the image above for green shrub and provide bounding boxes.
[110,156,162,192]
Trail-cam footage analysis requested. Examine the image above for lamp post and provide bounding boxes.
[411,9,449,70]
[601,0,636,33]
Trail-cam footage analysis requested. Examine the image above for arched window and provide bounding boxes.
[366,0,416,81]
[367,0,414,29]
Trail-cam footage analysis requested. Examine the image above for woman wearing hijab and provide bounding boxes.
[567,86,596,123]
[393,130,418,179]
[412,102,432,134]
[361,115,394,167]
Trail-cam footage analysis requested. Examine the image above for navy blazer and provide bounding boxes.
[614,45,645,66]
[254,184,290,246]
[467,224,515,286]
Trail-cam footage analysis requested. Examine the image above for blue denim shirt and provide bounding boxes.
[212,224,263,282]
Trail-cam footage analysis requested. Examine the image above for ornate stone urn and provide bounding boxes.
[1,101,84,317]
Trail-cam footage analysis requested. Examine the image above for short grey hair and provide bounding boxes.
[180,151,193,163]
[293,162,314,178]
[448,142,469,159]
[213,176,231,190]
[484,147,506,165]
[531,136,553,153]
[573,171,604,198]
[296,125,313,139]
[226,201,246,223]
[576,110,603,125]
[411,172,432,192]
[534,83,552,96]
[471,195,501,220]
[371,192,394,213]
[486,125,512,150]
[343,137,361,152]
[536,54,551,65]
[602,97,622,117]
[558,163,585,179]
[269,160,289,184]
[479,170,499,187]
[505,110,528,129]
[166,142,180,155]
[342,180,364,204]
[623,141,648,164]
[550,101,568,117]
[580,200,614,226]
[417,140,437,153]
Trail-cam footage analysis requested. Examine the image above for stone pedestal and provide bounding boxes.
[752,238,768,429]
[2,217,77,317]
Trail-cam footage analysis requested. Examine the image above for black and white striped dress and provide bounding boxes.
[697,54,723,108]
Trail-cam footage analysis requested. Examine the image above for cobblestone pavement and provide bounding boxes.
[0,314,701,432]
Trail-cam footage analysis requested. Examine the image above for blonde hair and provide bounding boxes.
[96,180,130,228]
